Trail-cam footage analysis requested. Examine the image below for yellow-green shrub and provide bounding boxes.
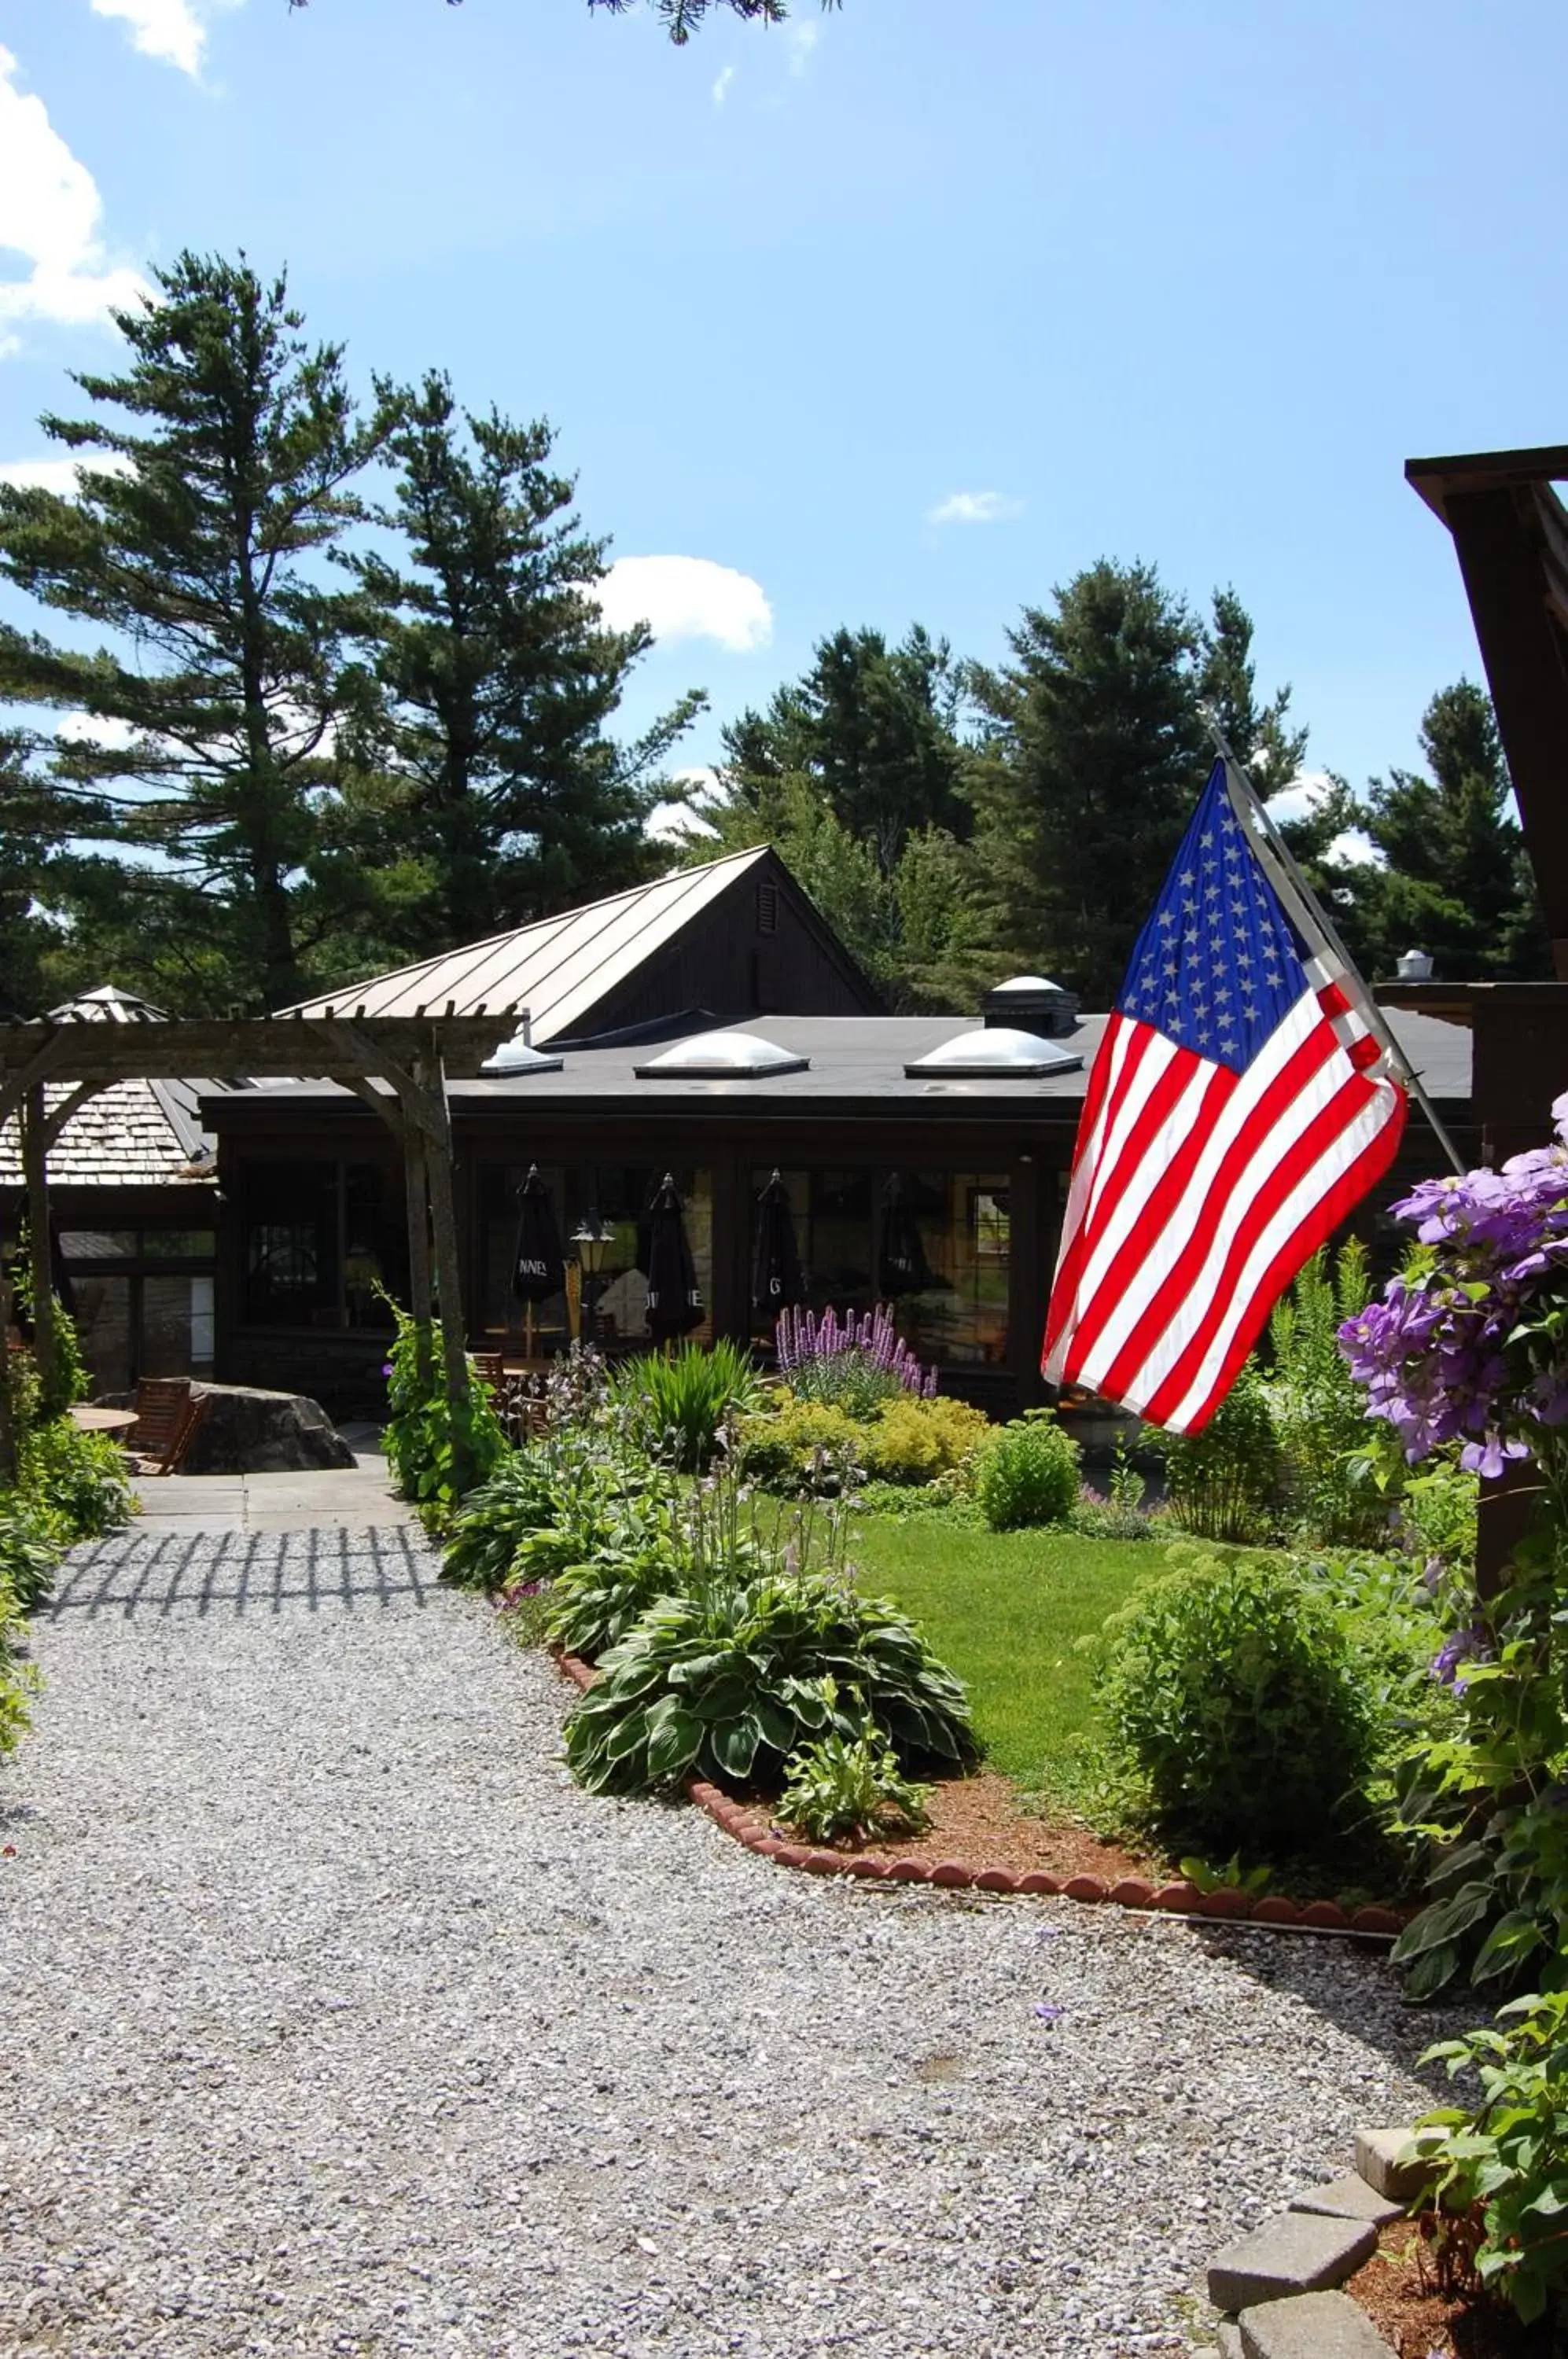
[860,1394,991,1486]
[735,1397,863,1494]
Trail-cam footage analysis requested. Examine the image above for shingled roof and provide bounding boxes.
[0,986,225,1193]
[278,847,790,1039]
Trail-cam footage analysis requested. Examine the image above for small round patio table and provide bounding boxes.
[67,1404,139,1436]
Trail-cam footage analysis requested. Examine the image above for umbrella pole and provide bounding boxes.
[525,1300,534,1361]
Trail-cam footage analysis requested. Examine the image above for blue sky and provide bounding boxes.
[2,0,1565,819]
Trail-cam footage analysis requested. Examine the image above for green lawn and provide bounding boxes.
[850,1514,1157,1795]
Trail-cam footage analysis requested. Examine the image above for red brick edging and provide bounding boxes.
[550,1648,1403,1941]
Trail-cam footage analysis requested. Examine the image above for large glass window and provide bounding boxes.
[477,1164,713,1352]
[749,1167,1010,1369]
[54,1221,218,1393]
[240,1161,404,1329]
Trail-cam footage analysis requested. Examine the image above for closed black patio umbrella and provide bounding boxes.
[511,1165,565,1353]
[878,1172,938,1297]
[644,1172,705,1339]
[752,1168,805,1319]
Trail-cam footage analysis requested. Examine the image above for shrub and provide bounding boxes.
[775,1303,935,1416]
[1097,1544,1377,1853]
[973,1411,1080,1529]
[1419,1989,1568,2329]
[775,1716,931,1845]
[0,1568,41,1754]
[609,1339,760,1472]
[564,1569,977,1796]
[18,1417,134,1544]
[1264,1243,1387,1547]
[440,1431,646,1592]
[1160,1363,1281,1543]
[381,1301,506,1523]
[859,1394,990,1488]
[734,1397,864,1495]
[0,1495,61,1613]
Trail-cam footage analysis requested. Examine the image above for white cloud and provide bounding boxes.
[595,556,772,653]
[0,47,149,351]
[786,20,819,73]
[0,451,132,493]
[712,63,735,105]
[926,490,1024,526]
[1265,772,1382,868]
[58,711,139,751]
[89,0,214,76]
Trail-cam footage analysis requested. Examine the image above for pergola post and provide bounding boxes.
[21,1084,55,1408]
[0,1255,16,1487]
[417,1053,473,1431]
[403,1126,435,1400]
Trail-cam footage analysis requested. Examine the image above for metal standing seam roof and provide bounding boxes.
[278,848,778,1040]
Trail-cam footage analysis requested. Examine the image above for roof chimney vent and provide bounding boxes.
[981,974,1079,1036]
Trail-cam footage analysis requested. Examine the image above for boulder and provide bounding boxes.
[183,1383,357,1474]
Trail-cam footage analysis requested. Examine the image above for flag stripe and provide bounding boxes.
[1155,1085,1406,1430]
[1050,1050,1231,1378]
[1079,999,1347,1399]
[1139,1069,1403,1427]
[1042,756,1411,1434]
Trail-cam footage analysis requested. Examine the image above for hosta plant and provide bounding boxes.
[0,1494,63,1612]
[775,1713,931,1846]
[564,1569,977,1797]
[1419,1988,1568,2328]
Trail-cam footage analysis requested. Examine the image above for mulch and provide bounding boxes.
[1346,2221,1555,2359]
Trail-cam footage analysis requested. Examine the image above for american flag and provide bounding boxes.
[1042,758,1408,1433]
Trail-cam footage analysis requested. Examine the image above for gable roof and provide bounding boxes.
[0,984,226,1193]
[278,848,797,1040]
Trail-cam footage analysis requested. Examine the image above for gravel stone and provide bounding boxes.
[1,1528,1456,2357]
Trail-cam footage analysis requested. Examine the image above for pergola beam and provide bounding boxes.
[1406,445,1568,978]
[0,1010,520,1446]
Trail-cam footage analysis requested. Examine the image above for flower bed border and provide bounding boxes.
[550,1648,1403,1941]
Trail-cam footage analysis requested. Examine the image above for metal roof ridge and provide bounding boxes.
[274,845,771,1018]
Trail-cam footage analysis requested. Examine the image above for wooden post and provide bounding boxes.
[420,1057,471,1426]
[403,1124,434,1399]
[0,1251,17,1487]
[22,1083,54,1409]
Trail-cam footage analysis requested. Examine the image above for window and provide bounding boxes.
[477,1163,713,1350]
[239,1161,404,1329]
[55,1222,218,1393]
[749,1166,1010,1367]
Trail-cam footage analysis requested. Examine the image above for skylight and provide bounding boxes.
[635,1029,809,1079]
[478,1037,565,1076]
[904,1026,1082,1079]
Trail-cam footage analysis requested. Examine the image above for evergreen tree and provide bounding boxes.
[0,252,391,1012]
[717,624,970,874]
[0,728,68,1018]
[689,622,981,1010]
[346,373,701,953]
[1356,680,1548,980]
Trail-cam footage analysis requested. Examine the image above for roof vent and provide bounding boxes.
[479,1030,564,1076]
[635,1029,808,1079]
[981,975,1079,1036]
[905,1026,1082,1080]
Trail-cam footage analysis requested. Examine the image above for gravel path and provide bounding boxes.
[2,1528,1448,2359]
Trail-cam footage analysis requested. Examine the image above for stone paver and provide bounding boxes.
[1208,2212,1377,2312]
[1353,2125,1440,2203]
[131,1443,413,1536]
[1288,2172,1404,2226]
[1239,2288,1393,2356]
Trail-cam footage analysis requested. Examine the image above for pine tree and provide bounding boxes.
[0,728,68,1018]
[345,373,701,954]
[968,568,1303,1008]
[1357,681,1549,980]
[0,253,390,1012]
[690,622,981,1009]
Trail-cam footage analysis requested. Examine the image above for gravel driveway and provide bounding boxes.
[1,1529,1445,2359]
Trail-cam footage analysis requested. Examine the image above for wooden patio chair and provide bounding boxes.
[127,1377,209,1477]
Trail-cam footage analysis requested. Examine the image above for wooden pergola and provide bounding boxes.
[0,1007,519,1478]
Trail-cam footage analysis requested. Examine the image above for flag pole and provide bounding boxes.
[1201,713,1467,1177]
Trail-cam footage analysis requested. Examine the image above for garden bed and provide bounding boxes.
[1347,2219,1555,2358]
